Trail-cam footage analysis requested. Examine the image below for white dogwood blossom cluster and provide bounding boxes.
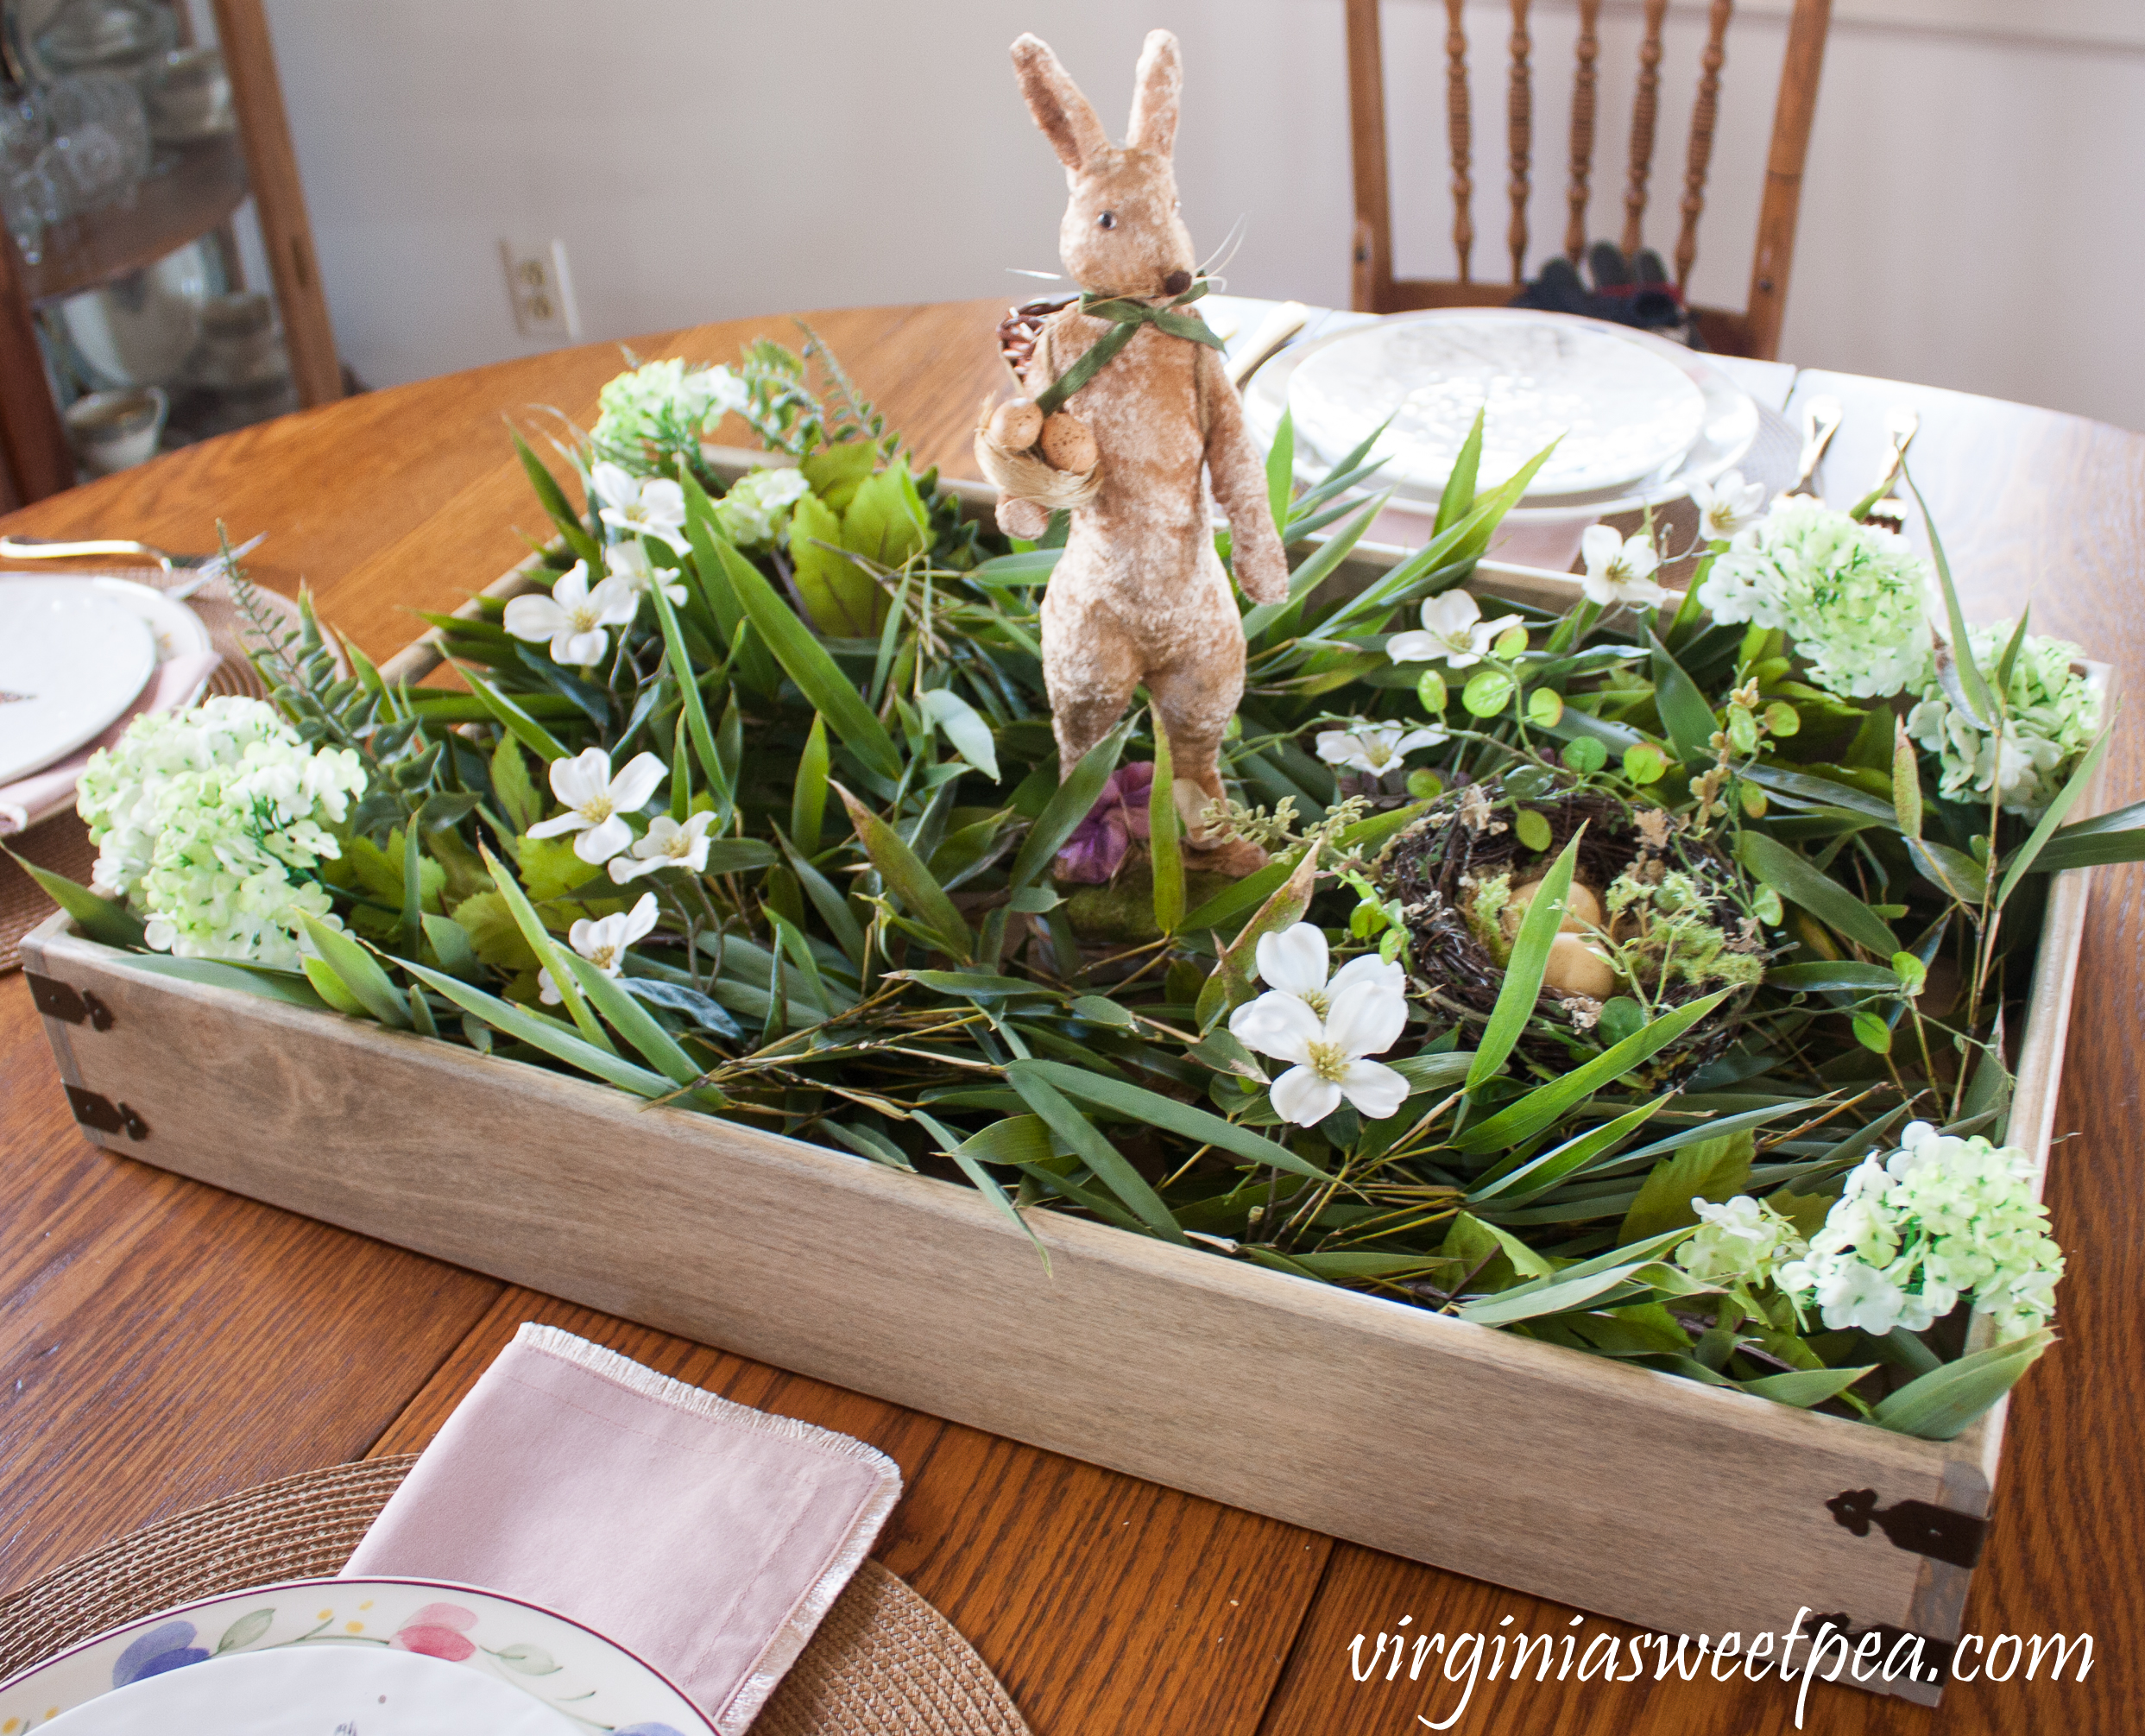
[1696,497,1935,698]
[1904,621,2101,815]
[1776,1122,2064,1340]
[76,697,368,969]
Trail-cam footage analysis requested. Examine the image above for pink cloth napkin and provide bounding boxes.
[0,650,220,836]
[342,1323,902,1734]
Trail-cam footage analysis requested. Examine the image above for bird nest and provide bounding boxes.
[1372,781,1762,1086]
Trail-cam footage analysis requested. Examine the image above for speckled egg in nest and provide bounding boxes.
[1372,780,1763,1086]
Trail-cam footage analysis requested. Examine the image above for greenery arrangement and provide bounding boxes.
[26,337,2143,1444]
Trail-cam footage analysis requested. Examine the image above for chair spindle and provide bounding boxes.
[1507,0,1533,285]
[1675,0,1734,289]
[1566,0,1601,262]
[1444,0,1475,282]
[1621,0,1669,256]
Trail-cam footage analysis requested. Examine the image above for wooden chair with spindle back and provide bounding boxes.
[1345,0,1832,360]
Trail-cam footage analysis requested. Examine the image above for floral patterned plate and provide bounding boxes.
[0,1577,715,1735]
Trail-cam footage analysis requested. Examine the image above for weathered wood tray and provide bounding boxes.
[22,461,2106,1703]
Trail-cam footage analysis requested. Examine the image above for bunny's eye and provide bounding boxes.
[1096,211,1117,230]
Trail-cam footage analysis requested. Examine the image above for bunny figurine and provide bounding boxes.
[998,29,1289,877]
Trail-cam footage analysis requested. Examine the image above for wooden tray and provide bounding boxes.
[22,459,2107,1704]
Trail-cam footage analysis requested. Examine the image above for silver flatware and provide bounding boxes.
[0,531,267,597]
[1786,394,1842,497]
[1860,408,1919,533]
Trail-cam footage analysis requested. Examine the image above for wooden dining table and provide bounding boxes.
[2,298,2139,1736]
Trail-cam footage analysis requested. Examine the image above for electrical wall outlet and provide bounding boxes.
[501,239,581,342]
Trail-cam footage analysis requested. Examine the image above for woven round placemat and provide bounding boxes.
[0,1455,1028,1736]
[0,571,303,976]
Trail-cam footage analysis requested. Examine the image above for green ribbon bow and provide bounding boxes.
[1032,278,1225,418]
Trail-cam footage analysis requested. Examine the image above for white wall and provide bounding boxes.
[257,0,2145,432]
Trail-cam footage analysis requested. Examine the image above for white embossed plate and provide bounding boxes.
[1290,312,1708,500]
[0,1577,714,1735]
[0,583,155,785]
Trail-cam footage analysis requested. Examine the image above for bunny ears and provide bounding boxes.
[1010,28,1182,170]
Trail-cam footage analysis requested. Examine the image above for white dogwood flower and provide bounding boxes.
[540,892,659,1004]
[527,747,666,864]
[1314,722,1446,777]
[590,460,691,553]
[1578,524,1669,609]
[1385,590,1524,669]
[1687,470,1768,541]
[1228,923,1410,1126]
[609,810,718,882]
[502,562,638,667]
[605,538,688,606]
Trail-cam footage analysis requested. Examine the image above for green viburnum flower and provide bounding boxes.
[1696,498,1934,698]
[1903,621,2100,815]
[1676,1194,1807,1289]
[76,697,368,969]
[590,358,748,472]
[712,464,812,548]
[1776,1121,2064,1340]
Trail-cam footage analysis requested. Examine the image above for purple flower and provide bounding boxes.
[1054,762,1154,884]
[112,1619,208,1688]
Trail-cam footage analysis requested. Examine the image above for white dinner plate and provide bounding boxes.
[0,1576,715,1736]
[36,1641,577,1735]
[1246,308,1760,525]
[0,582,157,785]
[1290,311,1709,500]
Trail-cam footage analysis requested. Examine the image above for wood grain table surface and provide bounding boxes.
[2,299,2138,1735]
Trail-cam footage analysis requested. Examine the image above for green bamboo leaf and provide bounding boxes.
[1005,1064,1186,1243]
[1195,845,1319,1030]
[1993,609,2031,690]
[1467,1098,1664,1203]
[1891,717,1923,839]
[1737,831,1900,956]
[1005,718,1134,893]
[558,951,712,1093]
[1736,763,1896,822]
[1014,1057,1330,1181]
[295,913,410,1028]
[3,848,145,948]
[1148,709,1184,934]
[301,954,366,1015]
[510,431,600,565]
[402,958,676,1099]
[1180,849,1299,937]
[775,826,867,963]
[1453,991,1732,1152]
[455,665,568,763]
[1433,406,1485,536]
[835,784,974,961]
[1872,1329,2055,1440]
[1766,961,1906,993]
[420,912,482,981]
[1467,836,1580,1091]
[477,843,616,1053]
[1457,1261,1657,1325]
[123,953,328,1008]
[792,713,830,855]
[1740,1366,1876,1408]
[1646,629,1717,766]
[918,1109,1052,1268]
[1903,464,1994,726]
[919,687,1001,782]
[712,533,901,781]
[968,547,1061,586]
[1996,727,2110,907]
[1240,490,1388,642]
[1265,403,1295,532]
[643,576,725,815]
[1906,836,1987,905]
[400,820,424,956]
